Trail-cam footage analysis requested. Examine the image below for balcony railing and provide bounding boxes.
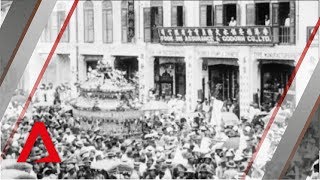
[273,26,296,45]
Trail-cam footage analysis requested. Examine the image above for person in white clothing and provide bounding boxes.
[265,15,270,26]
[229,17,237,26]
[284,14,291,27]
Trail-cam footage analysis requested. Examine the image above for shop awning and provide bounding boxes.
[204,58,239,66]
[258,59,295,66]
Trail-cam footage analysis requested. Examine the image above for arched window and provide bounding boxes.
[84,0,94,42]
[57,2,69,42]
[102,0,112,43]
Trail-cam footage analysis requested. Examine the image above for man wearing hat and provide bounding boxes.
[63,164,77,179]
[197,164,214,179]
[223,160,239,179]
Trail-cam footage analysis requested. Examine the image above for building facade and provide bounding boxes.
[2,0,319,116]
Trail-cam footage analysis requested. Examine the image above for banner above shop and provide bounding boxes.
[157,26,274,45]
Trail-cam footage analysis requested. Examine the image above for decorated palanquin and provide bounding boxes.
[71,60,143,136]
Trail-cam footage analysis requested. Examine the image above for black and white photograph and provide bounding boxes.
[0,0,319,179]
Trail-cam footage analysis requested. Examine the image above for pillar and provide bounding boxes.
[78,55,86,82]
[239,47,252,117]
[185,48,202,112]
[137,54,149,102]
[140,54,154,103]
[69,51,78,98]
[108,55,116,69]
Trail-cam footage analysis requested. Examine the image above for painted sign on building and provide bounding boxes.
[158,26,274,45]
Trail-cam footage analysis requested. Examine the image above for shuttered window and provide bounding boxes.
[289,1,295,43]
[41,17,51,42]
[272,3,279,26]
[57,9,69,42]
[84,1,95,43]
[144,8,151,42]
[102,0,113,43]
[272,3,279,43]
[171,1,184,27]
[246,4,255,26]
[200,5,207,27]
[200,5,213,27]
[214,5,223,26]
[121,0,128,43]
[236,4,241,25]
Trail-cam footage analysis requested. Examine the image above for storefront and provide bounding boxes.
[208,63,239,102]
[205,58,239,115]
[259,60,294,111]
[84,55,103,72]
[154,57,186,98]
[114,56,139,79]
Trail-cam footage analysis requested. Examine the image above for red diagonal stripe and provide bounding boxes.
[242,18,320,179]
[1,0,79,161]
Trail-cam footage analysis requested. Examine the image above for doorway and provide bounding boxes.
[260,63,294,111]
[208,64,239,102]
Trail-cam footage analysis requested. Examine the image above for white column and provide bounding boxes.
[108,55,116,69]
[94,1,103,44]
[78,55,86,82]
[163,1,171,27]
[238,47,251,117]
[185,48,202,112]
[113,1,122,44]
[137,54,146,102]
[69,51,77,97]
[141,55,154,103]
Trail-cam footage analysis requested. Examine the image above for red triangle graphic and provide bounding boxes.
[17,122,61,163]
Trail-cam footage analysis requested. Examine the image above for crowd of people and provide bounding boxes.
[0,84,319,179]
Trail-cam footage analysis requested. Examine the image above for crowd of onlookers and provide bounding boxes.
[0,85,319,179]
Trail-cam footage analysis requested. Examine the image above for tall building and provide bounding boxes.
[3,0,319,116]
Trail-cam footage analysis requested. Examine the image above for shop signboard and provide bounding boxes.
[157,26,274,45]
[307,26,318,47]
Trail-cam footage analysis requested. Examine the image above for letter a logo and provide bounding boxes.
[17,122,61,163]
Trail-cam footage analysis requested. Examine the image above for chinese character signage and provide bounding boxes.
[158,26,273,45]
[127,0,135,42]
